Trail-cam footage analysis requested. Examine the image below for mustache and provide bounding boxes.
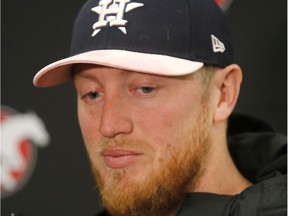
[101,138,135,147]
[95,138,148,154]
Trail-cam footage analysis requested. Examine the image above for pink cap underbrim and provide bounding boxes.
[33,50,204,87]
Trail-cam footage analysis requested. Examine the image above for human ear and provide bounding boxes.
[213,64,242,122]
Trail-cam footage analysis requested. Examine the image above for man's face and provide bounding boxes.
[74,65,212,216]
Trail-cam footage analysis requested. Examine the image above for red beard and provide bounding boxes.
[90,99,210,216]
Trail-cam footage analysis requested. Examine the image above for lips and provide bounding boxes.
[101,148,143,169]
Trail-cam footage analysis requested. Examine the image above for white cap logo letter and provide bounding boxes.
[91,0,144,36]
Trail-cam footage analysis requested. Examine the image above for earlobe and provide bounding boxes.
[213,64,243,123]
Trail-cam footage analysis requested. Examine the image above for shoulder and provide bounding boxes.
[229,174,287,216]
[177,176,287,216]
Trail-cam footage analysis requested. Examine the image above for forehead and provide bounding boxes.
[73,64,199,83]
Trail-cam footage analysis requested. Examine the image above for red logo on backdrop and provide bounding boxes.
[1,105,50,198]
[214,0,234,11]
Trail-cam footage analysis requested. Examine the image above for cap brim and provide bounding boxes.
[33,50,204,87]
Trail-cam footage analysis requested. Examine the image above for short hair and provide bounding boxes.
[192,65,220,88]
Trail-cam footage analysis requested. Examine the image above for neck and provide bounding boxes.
[190,123,252,195]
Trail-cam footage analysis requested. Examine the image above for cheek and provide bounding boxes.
[134,111,187,167]
[77,103,101,147]
[139,101,201,143]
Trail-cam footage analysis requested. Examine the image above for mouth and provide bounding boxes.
[101,148,143,169]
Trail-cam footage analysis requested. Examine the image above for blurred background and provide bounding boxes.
[1,0,287,215]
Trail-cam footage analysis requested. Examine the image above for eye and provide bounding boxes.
[139,87,155,94]
[83,91,102,100]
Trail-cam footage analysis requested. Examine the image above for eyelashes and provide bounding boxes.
[81,86,157,104]
[85,91,102,100]
[136,86,156,95]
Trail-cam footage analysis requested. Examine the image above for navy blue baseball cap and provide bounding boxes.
[34,0,233,87]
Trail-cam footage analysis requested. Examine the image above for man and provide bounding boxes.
[33,0,287,215]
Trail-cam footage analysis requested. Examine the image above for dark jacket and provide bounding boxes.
[97,113,287,216]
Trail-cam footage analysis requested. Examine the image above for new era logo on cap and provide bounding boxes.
[91,0,144,36]
[211,34,226,53]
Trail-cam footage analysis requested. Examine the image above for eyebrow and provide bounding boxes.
[73,71,99,82]
[70,64,98,80]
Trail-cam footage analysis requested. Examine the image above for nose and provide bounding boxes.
[99,96,133,138]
